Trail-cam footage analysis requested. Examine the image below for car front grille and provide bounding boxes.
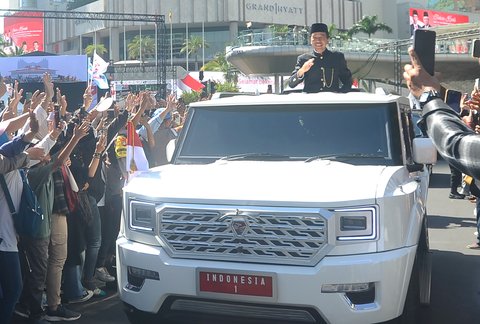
[157,204,331,266]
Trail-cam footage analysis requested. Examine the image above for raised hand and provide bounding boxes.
[25,147,46,161]
[29,110,39,134]
[11,80,23,106]
[125,93,136,112]
[403,47,441,98]
[298,58,315,77]
[0,76,7,98]
[95,133,107,154]
[31,90,46,110]
[83,84,93,109]
[43,73,54,100]
[56,87,68,114]
[466,90,480,111]
[73,121,90,140]
[165,93,177,112]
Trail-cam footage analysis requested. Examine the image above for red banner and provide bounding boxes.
[409,8,469,31]
[4,11,44,53]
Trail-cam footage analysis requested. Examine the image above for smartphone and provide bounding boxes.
[472,39,480,58]
[444,89,462,113]
[54,104,61,126]
[413,29,436,76]
[475,78,480,91]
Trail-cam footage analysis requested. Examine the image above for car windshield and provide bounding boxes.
[176,103,402,165]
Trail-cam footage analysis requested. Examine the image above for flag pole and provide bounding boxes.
[186,21,189,72]
[139,24,142,63]
[202,21,205,68]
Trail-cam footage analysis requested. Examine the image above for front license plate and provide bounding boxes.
[199,270,274,297]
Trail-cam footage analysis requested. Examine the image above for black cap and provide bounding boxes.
[423,11,429,17]
[310,23,329,37]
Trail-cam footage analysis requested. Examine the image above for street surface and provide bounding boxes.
[14,160,480,324]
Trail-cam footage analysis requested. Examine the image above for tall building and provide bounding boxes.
[7,0,369,70]
[3,0,480,89]
[5,1,479,64]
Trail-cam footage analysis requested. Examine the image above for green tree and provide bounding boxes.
[214,81,239,92]
[328,24,350,41]
[180,35,209,70]
[180,90,201,105]
[84,43,108,56]
[127,35,155,60]
[348,15,393,38]
[202,52,238,84]
[268,24,289,34]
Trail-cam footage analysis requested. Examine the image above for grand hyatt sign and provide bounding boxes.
[245,2,304,15]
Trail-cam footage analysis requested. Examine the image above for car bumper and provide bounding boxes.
[116,236,416,324]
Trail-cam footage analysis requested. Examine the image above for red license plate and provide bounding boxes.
[199,271,273,297]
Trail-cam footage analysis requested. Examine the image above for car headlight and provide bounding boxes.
[334,207,377,241]
[129,200,156,233]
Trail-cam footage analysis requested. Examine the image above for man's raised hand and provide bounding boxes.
[403,47,441,98]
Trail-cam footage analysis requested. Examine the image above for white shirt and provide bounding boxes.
[0,170,23,252]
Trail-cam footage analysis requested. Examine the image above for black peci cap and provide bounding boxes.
[310,23,329,37]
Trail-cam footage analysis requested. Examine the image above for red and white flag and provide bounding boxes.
[177,66,204,92]
[126,120,149,173]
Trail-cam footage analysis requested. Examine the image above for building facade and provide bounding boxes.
[8,0,368,69]
[5,0,480,85]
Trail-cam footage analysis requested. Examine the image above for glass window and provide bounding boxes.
[177,103,402,166]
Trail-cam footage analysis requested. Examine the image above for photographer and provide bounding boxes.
[404,46,480,179]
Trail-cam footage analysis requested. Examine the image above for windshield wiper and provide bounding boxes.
[219,153,292,161]
[305,153,385,163]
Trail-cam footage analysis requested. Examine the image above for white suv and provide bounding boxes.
[117,92,437,324]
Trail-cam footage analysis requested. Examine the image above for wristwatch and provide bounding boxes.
[419,89,441,108]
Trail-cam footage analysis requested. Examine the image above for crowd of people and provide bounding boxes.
[0,73,186,324]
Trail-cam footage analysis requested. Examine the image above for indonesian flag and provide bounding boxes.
[126,121,149,173]
[177,66,204,92]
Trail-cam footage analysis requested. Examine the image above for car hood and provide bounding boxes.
[124,161,406,205]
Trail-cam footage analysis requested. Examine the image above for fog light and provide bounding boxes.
[340,216,367,231]
[126,266,159,292]
[321,282,373,293]
[128,266,159,280]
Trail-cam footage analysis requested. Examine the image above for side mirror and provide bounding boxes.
[412,137,437,165]
[166,138,176,163]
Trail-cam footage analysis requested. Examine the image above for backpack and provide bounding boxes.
[0,170,44,237]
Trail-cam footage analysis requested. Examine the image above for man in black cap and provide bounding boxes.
[410,10,424,36]
[423,11,432,28]
[288,23,352,93]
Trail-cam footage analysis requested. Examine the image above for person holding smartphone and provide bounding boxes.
[404,47,480,248]
[288,23,352,93]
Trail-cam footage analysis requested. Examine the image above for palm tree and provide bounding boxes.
[84,44,108,56]
[202,51,238,84]
[180,35,209,70]
[127,35,156,61]
[348,15,393,38]
[328,24,350,41]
